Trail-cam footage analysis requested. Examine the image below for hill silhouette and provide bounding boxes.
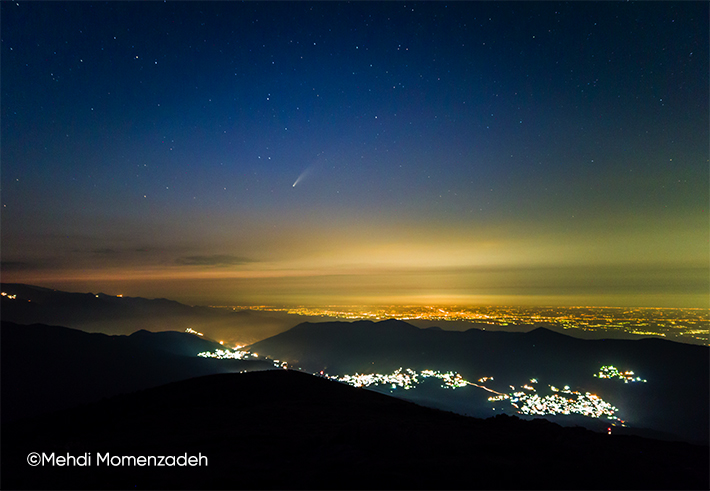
[2,370,707,490]
[0,283,302,344]
[249,319,709,444]
[1,321,274,423]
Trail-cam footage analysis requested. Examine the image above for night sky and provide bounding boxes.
[2,2,708,307]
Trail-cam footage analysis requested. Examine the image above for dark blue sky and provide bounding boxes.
[2,2,708,306]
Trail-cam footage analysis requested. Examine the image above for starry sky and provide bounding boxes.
[2,2,708,307]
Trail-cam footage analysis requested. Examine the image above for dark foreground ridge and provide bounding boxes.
[2,370,708,490]
[0,321,274,423]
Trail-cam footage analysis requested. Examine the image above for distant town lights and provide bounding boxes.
[595,365,647,383]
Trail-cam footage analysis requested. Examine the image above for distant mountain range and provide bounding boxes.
[249,319,709,444]
[0,283,307,344]
[1,283,708,490]
[3,283,707,445]
[3,370,707,490]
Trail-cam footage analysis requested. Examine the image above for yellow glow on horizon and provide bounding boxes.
[3,225,707,310]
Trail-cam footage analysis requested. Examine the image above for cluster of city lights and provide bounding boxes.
[1,292,17,299]
[184,327,204,336]
[421,369,469,388]
[325,368,470,390]
[194,348,631,423]
[196,348,289,369]
[217,304,708,344]
[594,365,647,383]
[272,359,289,369]
[197,348,255,360]
[487,380,621,421]
[331,368,418,390]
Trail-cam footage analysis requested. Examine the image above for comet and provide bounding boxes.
[292,164,314,188]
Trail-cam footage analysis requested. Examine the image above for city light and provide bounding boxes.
[216,305,709,344]
[195,350,640,426]
[325,368,469,391]
[594,365,647,383]
[197,348,256,360]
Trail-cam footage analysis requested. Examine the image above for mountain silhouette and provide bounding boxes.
[249,319,709,444]
[2,370,707,490]
[1,321,274,423]
[0,283,301,344]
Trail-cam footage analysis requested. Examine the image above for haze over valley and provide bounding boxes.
[2,285,708,489]
[3,284,707,447]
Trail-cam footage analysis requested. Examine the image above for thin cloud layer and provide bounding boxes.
[175,255,255,267]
